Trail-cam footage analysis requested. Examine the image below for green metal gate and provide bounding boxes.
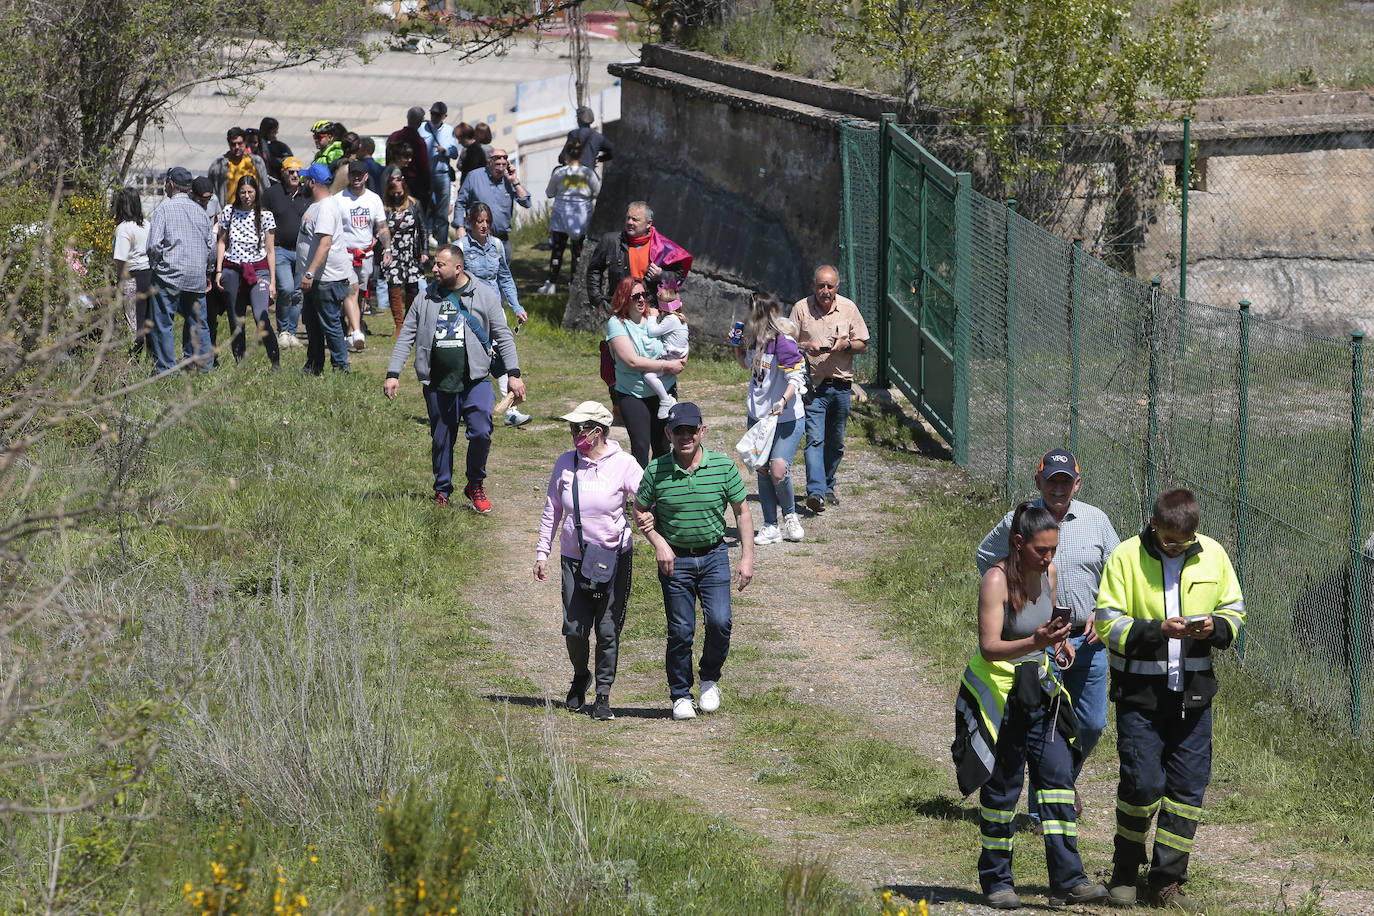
[876,116,972,463]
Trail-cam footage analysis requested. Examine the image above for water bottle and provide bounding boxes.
[730,321,744,346]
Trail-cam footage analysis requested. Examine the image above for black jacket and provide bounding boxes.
[584,231,685,313]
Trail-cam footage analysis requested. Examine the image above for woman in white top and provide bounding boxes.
[215,175,278,367]
[111,187,151,354]
[540,137,601,295]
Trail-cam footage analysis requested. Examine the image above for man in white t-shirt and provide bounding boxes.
[298,162,355,373]
[334,160,391,352]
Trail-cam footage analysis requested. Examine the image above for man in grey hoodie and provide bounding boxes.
[384,244,526,513]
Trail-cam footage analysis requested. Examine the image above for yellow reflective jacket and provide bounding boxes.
[1094,526,1245,711]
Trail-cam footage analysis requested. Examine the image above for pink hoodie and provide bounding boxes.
[536,440,644,561]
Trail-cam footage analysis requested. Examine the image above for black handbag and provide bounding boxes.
[572,457,620,596]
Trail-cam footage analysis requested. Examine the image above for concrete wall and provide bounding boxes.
[563,46,905,339]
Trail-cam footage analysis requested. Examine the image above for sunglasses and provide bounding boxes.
[629,292,649,301]
[569,422,600,435]
[490,155,508,161]
[669,425,702,435]
[1154,529,1198,551]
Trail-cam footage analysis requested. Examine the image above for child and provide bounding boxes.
[644,279,690,419]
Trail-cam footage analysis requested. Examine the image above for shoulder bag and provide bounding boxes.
[571,456,621,597]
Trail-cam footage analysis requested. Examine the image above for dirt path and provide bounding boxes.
[463,383,1374,915]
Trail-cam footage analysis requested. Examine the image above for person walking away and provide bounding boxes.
[296,162,353,374]
[355,136,385,195]
[214,175,279,367]
[953,502,1108,910]
[642,278,689,418]
[562,106,613,169]
[633,402,753,720]
[262,156,311,349]
[383,245,526,513]
[112,187,151,357]
[387,106,431,219]
[452,148,529,265]
[459,201,529,427]
[977,448,1120,832]
[535,401,643,722]
[1096,488,1245,912]
[258,117,293,185]
[540,137,600,295]
[382,174,427,338]
[146,167,213,374]
[420,101,460,246]
[790,264,868,513]
[735,291,808,546]
[334,160,390,352]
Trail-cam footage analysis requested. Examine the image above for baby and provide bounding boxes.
[644,279,691,419]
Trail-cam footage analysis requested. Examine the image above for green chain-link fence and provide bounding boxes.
[841,119,1374,739]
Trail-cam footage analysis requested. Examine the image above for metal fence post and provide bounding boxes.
[1178,116,1191,359]
[953,171,973,467]
[1005,200,1018,500]
[1349,331,1366,735]
[1236,300,1251,660]
[1146,279,1162,517]
[876,114,895,391]
[1069,238,1083,455]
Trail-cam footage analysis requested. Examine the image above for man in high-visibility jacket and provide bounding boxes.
[1095,488,1245,912]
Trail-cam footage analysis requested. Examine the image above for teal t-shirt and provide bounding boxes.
[431,291,468,393]
[606,316,668,398]
[635,448,747,549]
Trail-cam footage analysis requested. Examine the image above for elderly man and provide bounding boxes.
[584,202,688,314]
[452,147,530,264]
[207,126,271,208]
[384,245,526,514]
[420,101,461,245]
[790,265,868,511]
[976,448,1120,831]
[145,167,213,374]
[262,156,311,348]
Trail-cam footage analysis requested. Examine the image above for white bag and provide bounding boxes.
[735,415,778,471]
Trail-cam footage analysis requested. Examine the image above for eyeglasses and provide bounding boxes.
[569,422,600,435]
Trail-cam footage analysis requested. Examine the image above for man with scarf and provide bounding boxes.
[383,244,525,514]
[585,201,691,315]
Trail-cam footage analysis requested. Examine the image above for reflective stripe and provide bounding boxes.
[1109,655,1212,674]
[1096,606,1125,622]
[981,834,1014,851]
[962,668,1005,743]
[1036,789,1076,806]
[956,694,997,774]
[1115,824,1148,844]
[1107,618,1132,653]
[1117,797,1161,818]
[1041,819,1078,837]
[981,807,1016,824]
[1162,797,1203,821]
[1155,828,1195,852]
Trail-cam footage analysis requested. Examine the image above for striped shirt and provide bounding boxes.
[975,498,1120,628]
[146,194,214,293]
[636,448,747,550]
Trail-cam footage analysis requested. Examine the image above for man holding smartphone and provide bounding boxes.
[977,448,1120,827]
[1094,488,1245,912]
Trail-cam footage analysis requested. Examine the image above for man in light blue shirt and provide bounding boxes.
[452,148,530,264]
[420,102,461,246]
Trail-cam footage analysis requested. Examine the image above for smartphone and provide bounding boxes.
[818,346,832,352]
[1184,613,1209,629]
[1051,605,1072,624]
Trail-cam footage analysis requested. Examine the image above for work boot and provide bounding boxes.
[1148,882,1203,913]
[1108,864,1139,906]
[985,888,1022,910]
[1049,883,1109,907]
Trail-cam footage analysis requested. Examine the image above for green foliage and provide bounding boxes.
[378,781,488,915]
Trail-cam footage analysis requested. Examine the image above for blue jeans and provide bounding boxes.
[302,279,350,373]
[274,247,302,336]
[659,543,732,700]
[430,171,451,245]
[1029,632,1108,820]
[422,379,495,495]
[149,285,211,374]
[804,383,852,498]
[748,415,805,525]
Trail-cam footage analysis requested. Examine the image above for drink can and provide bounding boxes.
[730,321,745,345]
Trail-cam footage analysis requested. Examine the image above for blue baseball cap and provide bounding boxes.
[664,402,703,429]
[302,162,333,184]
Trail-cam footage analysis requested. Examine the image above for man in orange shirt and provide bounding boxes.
[790,265,869,513]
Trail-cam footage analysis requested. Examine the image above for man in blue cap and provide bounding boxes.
[296,162,353,373]
[634,403,754,720]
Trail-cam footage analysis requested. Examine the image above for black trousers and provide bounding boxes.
[560,545,633,692]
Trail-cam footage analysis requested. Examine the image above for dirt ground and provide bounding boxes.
[462,380,1374,916]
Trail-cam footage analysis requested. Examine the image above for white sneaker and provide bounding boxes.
[699,681,720,713]
[538,280,556,295]
[782,512,806,542]
[277,331,292,349]
[754,524,782,546]
[656,394,677,420]
[504,408,532,428]
[672,697,697,720]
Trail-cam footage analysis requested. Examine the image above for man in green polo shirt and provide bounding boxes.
[635,402,754,721]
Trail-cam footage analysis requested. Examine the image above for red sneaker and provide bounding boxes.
[434,491,450,507]
[463,483,492,514]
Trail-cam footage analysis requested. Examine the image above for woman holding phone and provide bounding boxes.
[954,502,1107,911]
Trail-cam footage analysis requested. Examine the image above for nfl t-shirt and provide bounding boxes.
[334,188,385,250]
[431,289,469,393]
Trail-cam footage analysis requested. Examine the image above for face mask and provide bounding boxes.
[574,432,595,455]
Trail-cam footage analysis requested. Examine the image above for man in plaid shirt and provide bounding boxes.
[146,167,214,374]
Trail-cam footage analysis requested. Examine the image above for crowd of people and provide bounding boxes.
[117,98,1245,915]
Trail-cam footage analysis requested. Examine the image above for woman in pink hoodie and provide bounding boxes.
[535,401,644,721]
